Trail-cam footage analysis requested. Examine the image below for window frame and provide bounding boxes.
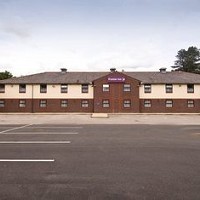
[81,84,89,93]
[123,84,131,92]
[61,84,68,93]
[103,84,110,92]
[0,100,5,107]
[123,99,131,108]
[0,84,5,93]
[144,84,151,93]
[144,100,151,108]
[165,84,173,93]
[19,99,26,107]
[61,99,68,107]
[165,100,173,108]
[39,100,47,108]
[187,100,194,108]
[187,84,194,93]
[81,100,89,108]
[40,84,47,93]
[102,99,110,108]
[19,84,26,93]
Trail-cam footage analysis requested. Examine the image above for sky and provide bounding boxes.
[0,0,200,76]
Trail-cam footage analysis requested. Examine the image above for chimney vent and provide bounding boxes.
[159,67,167,73]
[110,68,116,72]
[61,68,67,73]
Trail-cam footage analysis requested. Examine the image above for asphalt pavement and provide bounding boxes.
[0,124,200,200]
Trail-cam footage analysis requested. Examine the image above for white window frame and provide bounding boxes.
[103,84,109,92]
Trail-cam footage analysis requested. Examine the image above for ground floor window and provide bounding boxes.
[81,100,89,107]
[123,100,131,108]
[19,100,26,107]
[144,100,151,107]
[40,100,47,107]
[166,100,173,107]
[187,100,194,108]
[61,100,68,107]
[102,99,110,108]
[0,100,5,107]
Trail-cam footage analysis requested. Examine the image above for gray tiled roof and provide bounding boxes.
[0,71,200,84]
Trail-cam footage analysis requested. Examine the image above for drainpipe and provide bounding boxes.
[31,84,34,113]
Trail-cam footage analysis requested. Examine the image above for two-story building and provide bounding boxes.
[0,68,200,113]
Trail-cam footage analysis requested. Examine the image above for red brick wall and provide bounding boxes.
[140,99,200,113]
[0,99,93,113]
[93,72,140,113]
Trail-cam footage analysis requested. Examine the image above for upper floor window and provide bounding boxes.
[144,100,151,107]
[40,84,47,93]
[82,84,88,93]
[19,84,26,93]
[165,84,173,93]
[19,100,26,107]
[103,84,109,92]
[0,84,5,93]
[61,84,68,93]
[81,100,89,107]
[187,84,194,93]
[0,100,5,107]
[123,84,131,92]
[144,84,151,93]
[166,100,173,108]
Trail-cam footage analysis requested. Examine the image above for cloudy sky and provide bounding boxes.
[0,0,199,76]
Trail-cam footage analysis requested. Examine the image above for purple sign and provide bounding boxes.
[107,77,126,83]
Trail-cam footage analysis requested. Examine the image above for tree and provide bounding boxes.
[0,70,13,80]
[171,46,200,74]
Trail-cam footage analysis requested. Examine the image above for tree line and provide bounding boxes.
[0,46,200,80]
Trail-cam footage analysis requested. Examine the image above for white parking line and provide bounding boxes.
[1,132,79,135]
[0,141,71,144]
[0,124,33,134]
[0,159,55,162]
[27,126,83,129]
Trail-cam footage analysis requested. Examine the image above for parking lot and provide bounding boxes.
[0,123,200,200]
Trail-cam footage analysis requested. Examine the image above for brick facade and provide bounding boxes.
[93,72,140,113]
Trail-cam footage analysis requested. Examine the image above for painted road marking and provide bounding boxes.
[0,141,71,144]
[0,124,33,134]
[0,159,55,162]
[26,126,83,129]
[1,132,79,135]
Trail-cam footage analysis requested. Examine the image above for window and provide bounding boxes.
[82,84,88,93]
[165,84,173,93]
[19,100,26,107]
[0,84,5,93]
[19,84,26,93]
[166,100,173,108]
[144,100,151,107]
[144,84,151,93]
[81,100,89,107]
[123,100,131,108]
[40,100,47,107]
[61,100,68,107]
[123,84,131,92]
[40,84,47,93]
[187,84,194,93]
[187,100,194,108]
[0,100,5,107]
[103,84,109,92]
[102,100,110,108]
[61,84,68,93]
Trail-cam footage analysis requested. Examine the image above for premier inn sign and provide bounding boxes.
[107,77,126,83]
